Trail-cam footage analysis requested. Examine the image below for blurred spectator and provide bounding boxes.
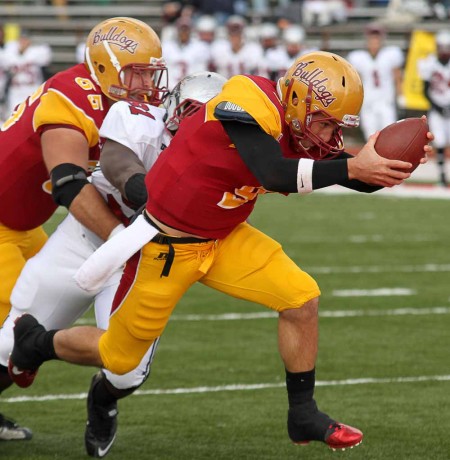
[274,1,303,29]
[47,0,69,21]
[251,0,271,16]
[346,24,404,141]
[3,31,52,116]
[76,40,85,64]
[302,0,348,27]
[162,17,211,89]
[385,0,432,22]
[194,15,219,71]
[256,21,316,81]
[74,29,86,64]
[162,1,185,25]
[186,0,244,24]
[0,25,9,122]
[211,15,262,78]
[256,22,284,80]
[418,29,450,186]
[276,24,317,76]
[428,0,449,19]
[195,15,218,44]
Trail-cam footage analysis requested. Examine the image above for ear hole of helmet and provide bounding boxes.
[98,65,105,74]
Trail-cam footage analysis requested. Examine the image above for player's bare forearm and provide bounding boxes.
[69,183,122,241]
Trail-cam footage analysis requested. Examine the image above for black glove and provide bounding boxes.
[124,173,147,209]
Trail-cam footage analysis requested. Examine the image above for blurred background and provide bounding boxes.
[0,0,448,180]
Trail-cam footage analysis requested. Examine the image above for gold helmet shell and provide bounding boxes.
[84,17,168,104]
[278,51,363,158]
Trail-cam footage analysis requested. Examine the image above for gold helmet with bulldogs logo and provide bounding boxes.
[85,17,168,104]
[277,51,363,159]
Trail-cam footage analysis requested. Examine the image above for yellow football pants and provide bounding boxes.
[0,222,48,325]
[100,222,321,375]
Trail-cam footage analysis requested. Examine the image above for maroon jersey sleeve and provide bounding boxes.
[0,64,110,230]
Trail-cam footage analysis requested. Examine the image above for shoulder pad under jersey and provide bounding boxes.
[214,101,258,125]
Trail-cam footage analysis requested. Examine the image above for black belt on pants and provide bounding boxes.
[142,210,214,277]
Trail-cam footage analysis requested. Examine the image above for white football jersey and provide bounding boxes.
[162,38,211,89]
[346,46,404,105]
[0,48,8,101]
[257,46,287,80]
[264,46,317,81]
[94,100,172,222]
[81,101,171,249]
[3,42,52,114]
[418,54,450,108]
[212,41,263,79]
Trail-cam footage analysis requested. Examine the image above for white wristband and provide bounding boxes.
[107,223,126,240]
[297,158,314,194]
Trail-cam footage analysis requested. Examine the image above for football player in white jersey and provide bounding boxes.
[0,27,10,124]
[275,25,316,81]
[162,17,211,90]
[0,71,227,457]
[3,32,52,115]
[256,22,286,81]
[418,29,450,186]
[211,15,263,79]
[346,24,404,141]
[195,14,218,45]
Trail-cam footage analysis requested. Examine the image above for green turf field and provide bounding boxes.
[2,192,450,459]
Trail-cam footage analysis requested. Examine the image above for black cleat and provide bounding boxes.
[85,372,118,458]
[0,414,32,441]
[288,400,362,450]
[8,315,46,387]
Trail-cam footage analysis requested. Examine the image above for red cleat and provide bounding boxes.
[8,360,38,388]
[324,422,363,451]
[293,422,363,451]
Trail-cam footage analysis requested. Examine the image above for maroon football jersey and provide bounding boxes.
[0,64,109,231]
[146,75,299,239]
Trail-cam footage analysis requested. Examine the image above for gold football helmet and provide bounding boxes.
[277,51,363,159]
[85,17,168,104]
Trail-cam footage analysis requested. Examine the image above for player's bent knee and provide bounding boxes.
[102,354,141,376]
[280,296,319,323]
[299,297,319,320]
[99,339,143,375]
[102,338,158,388]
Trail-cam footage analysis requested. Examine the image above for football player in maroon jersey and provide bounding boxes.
[0,16,168,442]
[9,52,433,452]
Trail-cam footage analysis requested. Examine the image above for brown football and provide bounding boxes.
[374,117,429,172]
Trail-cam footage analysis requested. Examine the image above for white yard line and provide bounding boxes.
[317,184,450,199]
[74,306,450,324]
[307,263,450,274]
[3,374,450,403]
[332,288,416,297]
